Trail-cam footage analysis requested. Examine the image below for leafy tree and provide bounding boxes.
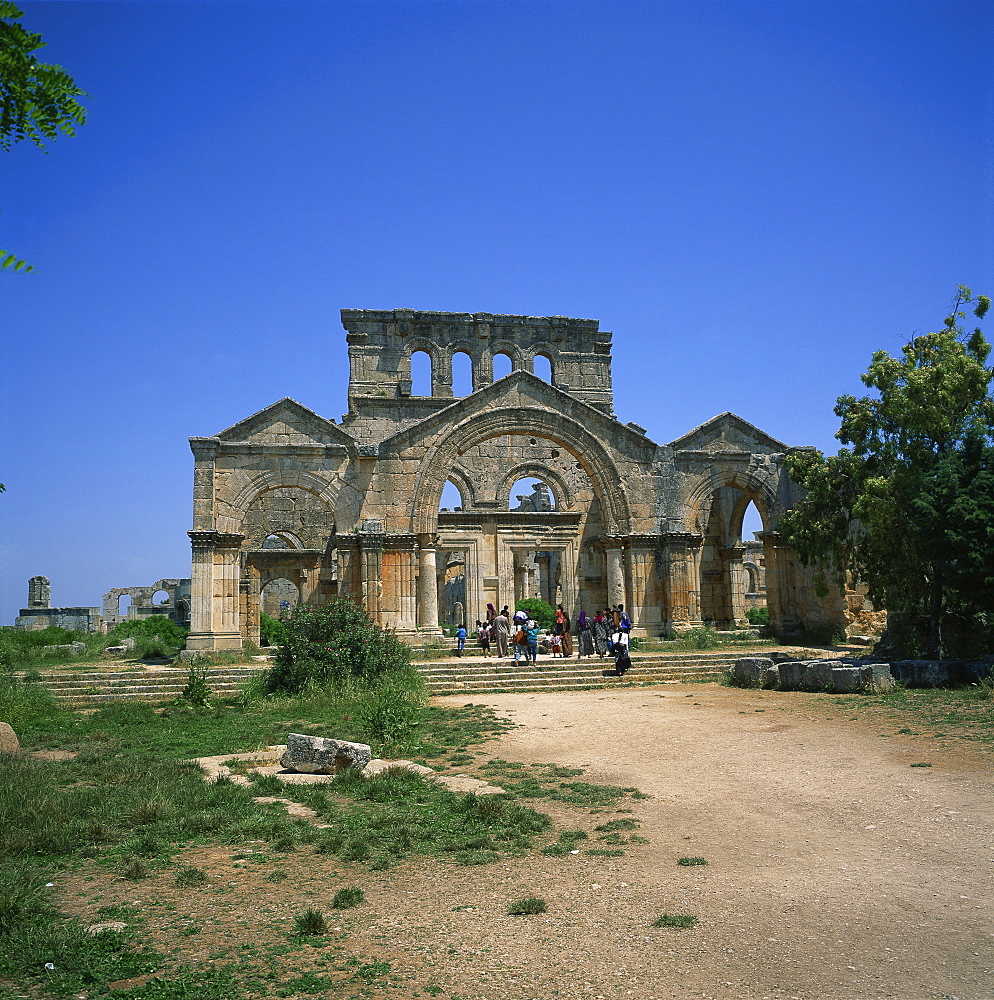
[781,287,993,658]
[1,1,88,272]
[514,598,554,631]
[108,615,188,647]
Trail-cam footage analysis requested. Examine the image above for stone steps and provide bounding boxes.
[416,651,741,694]
[27,666,266,705]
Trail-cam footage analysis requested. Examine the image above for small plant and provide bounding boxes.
[330,886,365,909]
[174,866,208,887]
[652,913,699,929]
[674,623,724,650]
[120,858,150,880]
[910,762,932,767]
[508,896,547,915]
[266,869,289,882]
[293,908,328,936]
[180,663,212,708]
[745,606,770,626]
[677,856,708,866]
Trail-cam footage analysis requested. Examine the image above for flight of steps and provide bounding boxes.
[31,665,267,706]
[416,650,741,695]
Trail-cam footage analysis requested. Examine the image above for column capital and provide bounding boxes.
[188,530,245,550]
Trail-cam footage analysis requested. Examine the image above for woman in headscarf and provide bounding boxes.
[591,610,610,657]
[576,610,594,658]
[486,602,497,624]
[556,604,573,657]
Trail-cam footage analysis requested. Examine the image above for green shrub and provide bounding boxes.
[514,598,554,631]
[674,623,724,650]
[652,913,698,928]
[508,896,546,915]
[109,615,188,648]
[293,908,328,936]
[745,606,770,626]
[0,625,107,670]
[264,597,423,695]
[259,612,286,647]
[330,886,365,909]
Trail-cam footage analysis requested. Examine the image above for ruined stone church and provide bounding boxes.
[186,309,843,650]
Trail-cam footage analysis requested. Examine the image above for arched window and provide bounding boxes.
[117,594,132,617]
[411,350,433,396]
[151,590,170,606]
[440,480,463,512]
[262,534,293,549]
[493,353,513,381]
[452,351,473,396]
[261,577,300,618]
[533,354,553,383]
[508,478,556,511]
[741,501,764,541]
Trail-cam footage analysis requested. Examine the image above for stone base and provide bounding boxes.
[185,631,244,652]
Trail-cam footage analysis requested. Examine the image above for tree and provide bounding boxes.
[1,0,88,272]
[780,287,993,658]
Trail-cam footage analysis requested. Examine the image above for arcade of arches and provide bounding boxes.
[185,309,845,650]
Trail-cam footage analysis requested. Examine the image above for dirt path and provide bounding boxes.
[55,683,992,1000]
[361,683,991,1000]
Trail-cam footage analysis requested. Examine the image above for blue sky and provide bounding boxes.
[1,0,991,625]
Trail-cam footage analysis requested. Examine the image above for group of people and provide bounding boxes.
[455,602,633,673]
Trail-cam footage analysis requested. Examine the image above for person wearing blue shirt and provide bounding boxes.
[455,625,467,655]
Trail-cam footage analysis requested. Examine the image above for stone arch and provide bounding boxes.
[229,471,339,520]
[440,467,476,509]
[499,462,575,510]
[448,340,481,393]
[682,467,780,535]
[237,483,337,550]
[410,407,631,535]
[530,347,556,384]
[488,342,524,379]
[403,338,445,396]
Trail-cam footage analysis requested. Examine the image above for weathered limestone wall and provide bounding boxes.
[185,309,847,650]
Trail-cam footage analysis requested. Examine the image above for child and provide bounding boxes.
[550,632,562,657]
[455,625,467,656]
[478,621,492,657]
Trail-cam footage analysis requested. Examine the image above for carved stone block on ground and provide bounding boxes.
[280,733,372,774]
[804,659,842,691]
[830,666,863,693]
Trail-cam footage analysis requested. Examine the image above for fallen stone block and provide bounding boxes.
[804,660,843,691]
[846,635,878,646]
[732,657,773,685]
[862,662,895,691]
[363,759,434,778]
[280,733,372,774]
[0,722,19,755]
[776,660,807,690]
[761,664,780,689]
[831,666,863,693]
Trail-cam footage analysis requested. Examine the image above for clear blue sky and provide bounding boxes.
[2,0,991,625]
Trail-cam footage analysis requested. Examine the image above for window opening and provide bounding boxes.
[533,354,553,383]
[509,478,556,511]
[452,352,473,396]
[492,353,513,380]
[411,350,432,396]
[440,480,463,512]
[117,595,132,617]
[151,590,169,606]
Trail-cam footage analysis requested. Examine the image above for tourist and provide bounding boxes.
[591,610,609,657]
[617,603,631,633]
[550,631,562,657]
[486,602,497,624]
[513,607,528,628]
[557,604,574,657]
[525,619,540,665]
[478,620,492,657]
[576,610,594,658]
[611,625,631,675]
[493,609,510,658]
[513,621,529,663]
[455,624,467,656]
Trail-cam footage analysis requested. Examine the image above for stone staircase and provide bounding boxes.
[415,650,742,695]
[30,665,267,706]
[27,648,767,705]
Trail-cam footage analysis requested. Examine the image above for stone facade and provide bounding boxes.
[15,576,100,631]
[186,309,844,650]
[101,579,192,629]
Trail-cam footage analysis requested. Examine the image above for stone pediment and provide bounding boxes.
[667,412,787,455]
[376,370,655,452]
[215,398,354,447]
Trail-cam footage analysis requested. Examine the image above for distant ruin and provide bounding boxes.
[185,309,844,651]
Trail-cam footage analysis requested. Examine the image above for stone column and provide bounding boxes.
[417,534,442,634]
[760,531,797,635]
[243,563,261,646]
[187,530,244,650]
[359,520,385,624]
[605,541,626,608]
[659,533,701,632]
[28,576,51,609]
[725,543,747,623]
[385,537,418,634]
[625,539,659,637]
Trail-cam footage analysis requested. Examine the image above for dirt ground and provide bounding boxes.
[57,683,993,1000]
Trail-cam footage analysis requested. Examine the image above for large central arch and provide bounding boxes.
[408,406,633,536]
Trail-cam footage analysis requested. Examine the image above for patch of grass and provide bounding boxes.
[293,908,328,936]
[508,896,547,915]
[266,869,289,882]
[652,913,699,928]
[910,761,933,767]
[478,759,644,807]
[330,887,365,909]
[174,866,208,887]
[677,856,708,866]
[594,818,638,832]
[541,829,589,855]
